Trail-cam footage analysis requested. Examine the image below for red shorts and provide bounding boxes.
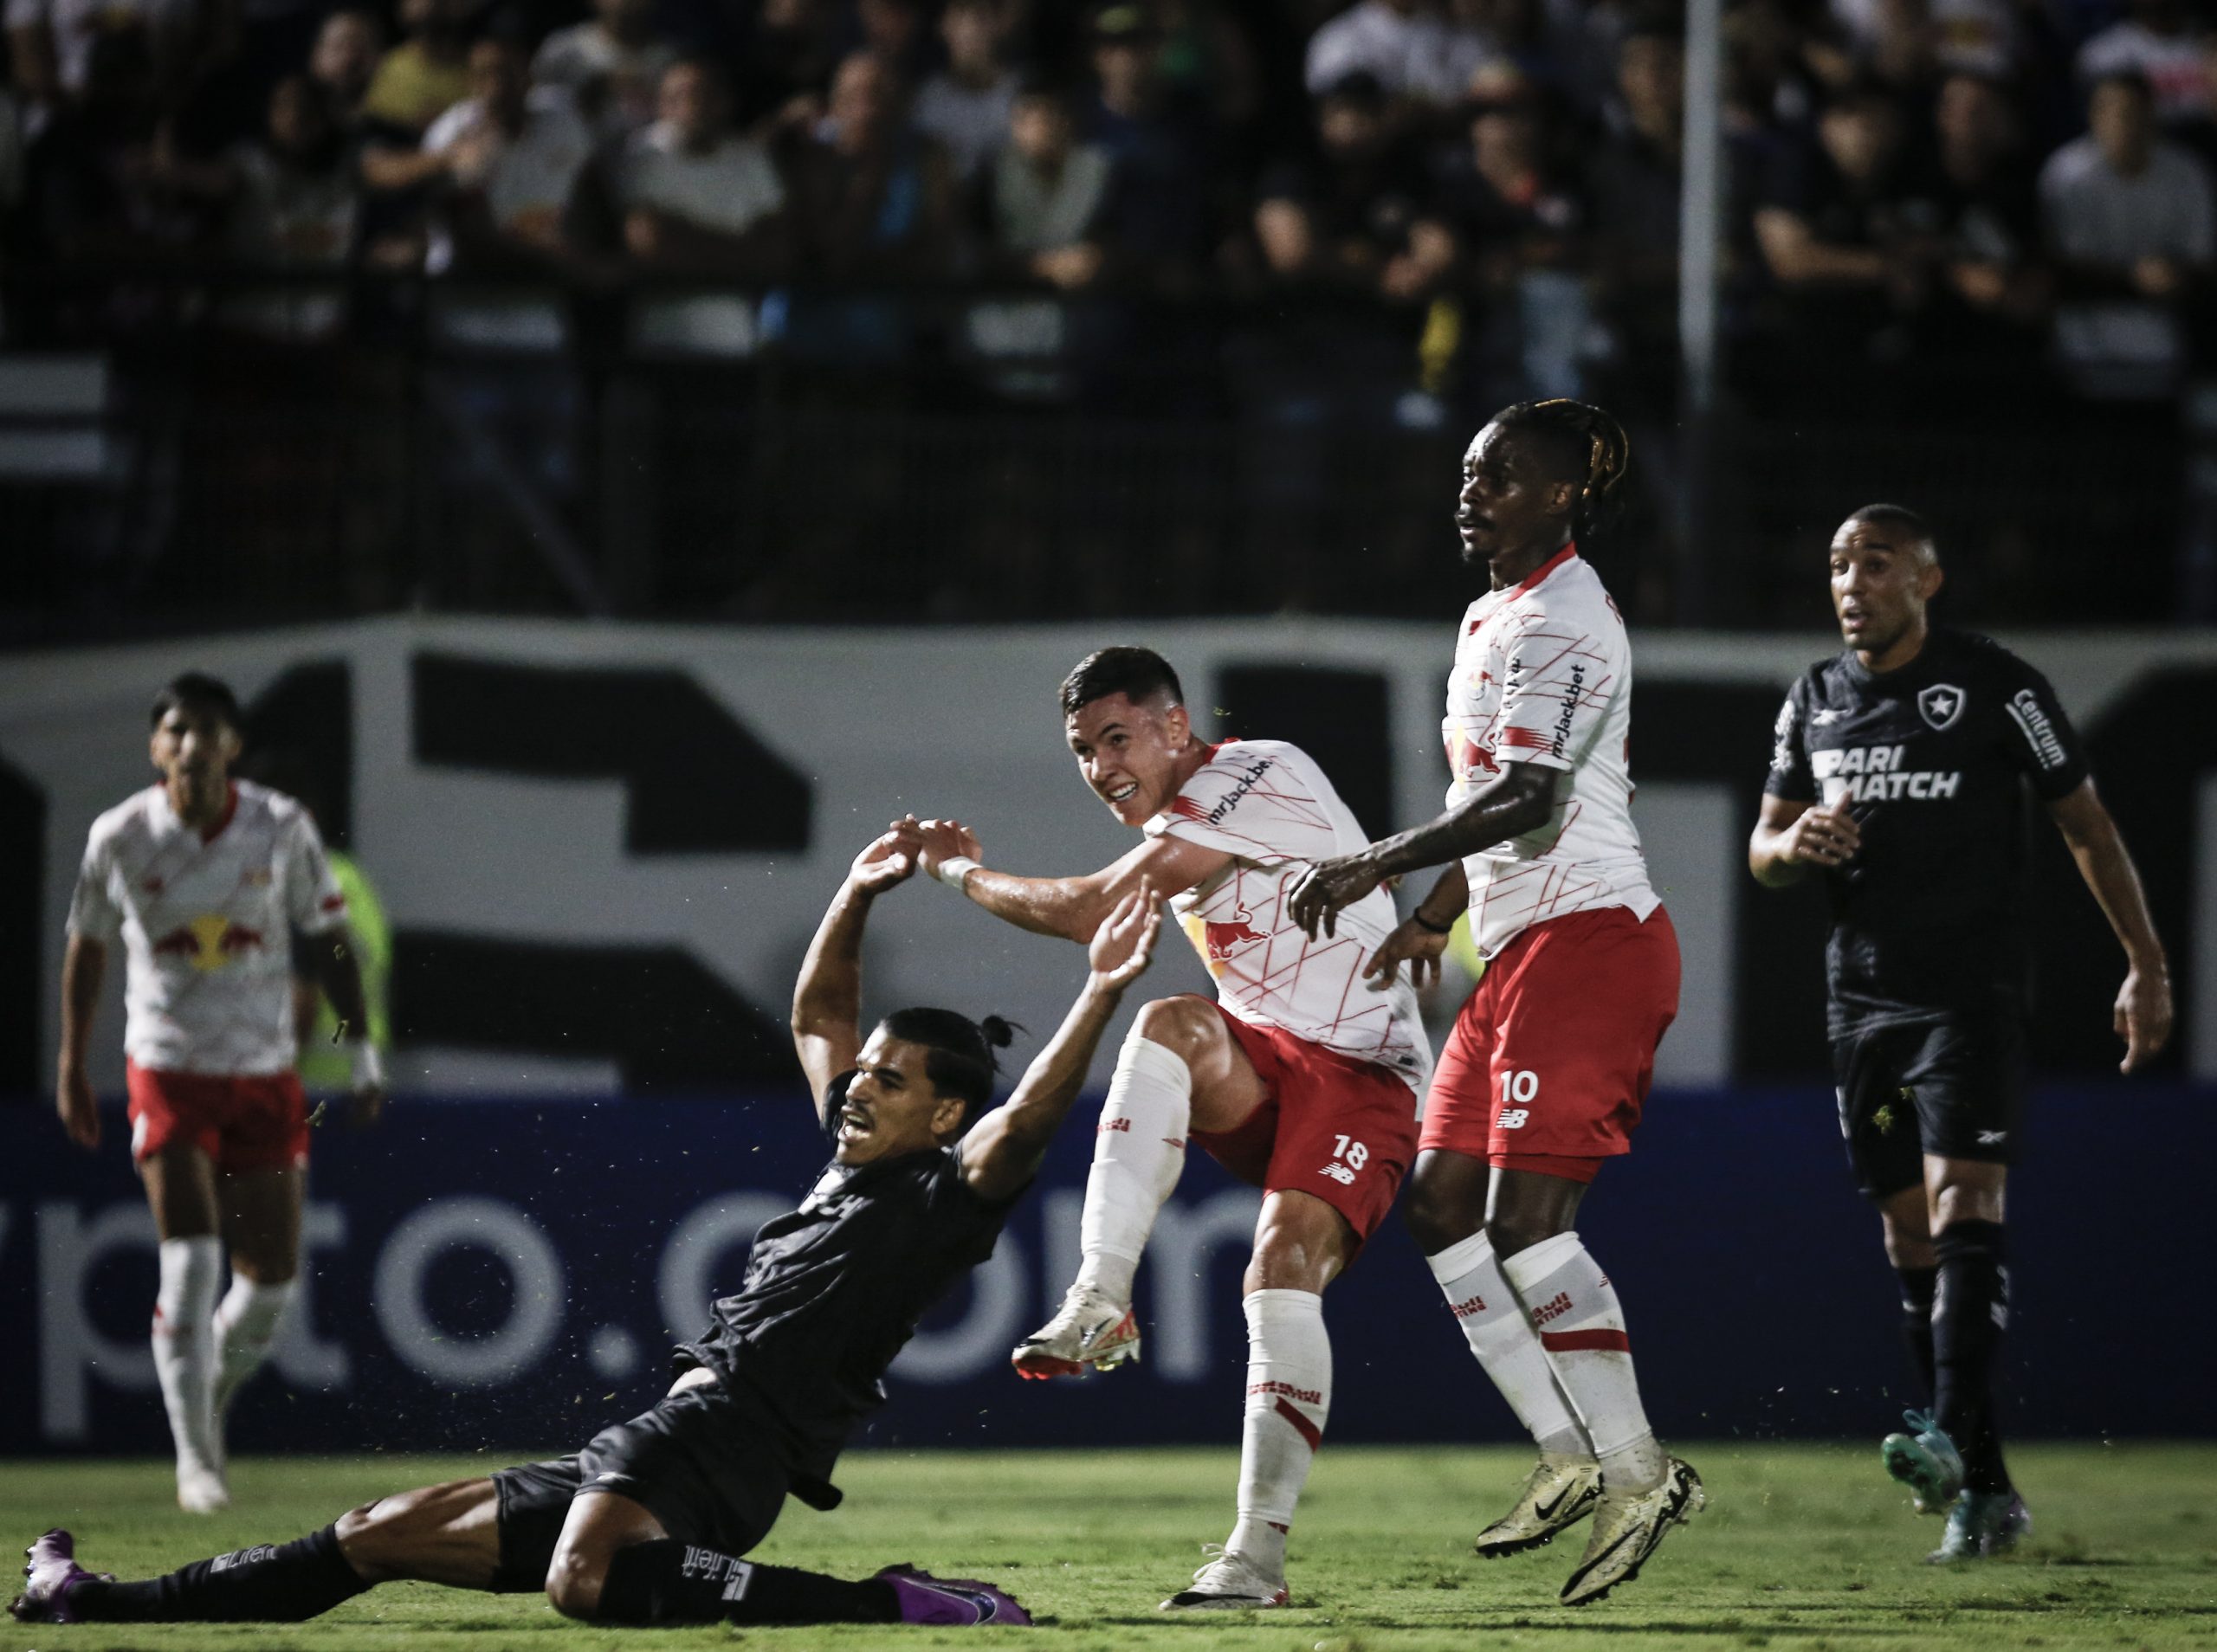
[1423,904,1680,1178]
[1190,1000,1419,1243]
[126,1061,311,1174]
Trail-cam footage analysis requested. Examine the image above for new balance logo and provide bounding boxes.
[1497,1108,1530,1129]
[1319,1162,1355,1184]
[1529,1290,1574,1327]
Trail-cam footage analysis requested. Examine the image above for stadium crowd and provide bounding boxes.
[3,0,2214,407]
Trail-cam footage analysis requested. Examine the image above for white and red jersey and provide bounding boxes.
[1147,739,1432,1098]
[68,781,349,1076]
[1445,545,1659,958]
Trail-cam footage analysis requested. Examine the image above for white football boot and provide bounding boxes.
[1159,1546,1289,1610]
[1011,1284,1141,1380]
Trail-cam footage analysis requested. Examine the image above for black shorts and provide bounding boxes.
[488,1377,793,1593]
[1831,1010,2026,1200]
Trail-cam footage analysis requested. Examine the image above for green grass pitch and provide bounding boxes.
[3,1444,2213,1650]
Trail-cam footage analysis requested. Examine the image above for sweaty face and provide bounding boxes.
[1829,519,1938,657]
[1066,692,1193,828]
[834,1030,960,1165]
[150,705,240,800]
[1457,422,1568,569]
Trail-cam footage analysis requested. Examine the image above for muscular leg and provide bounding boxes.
[140,1146,225,1497]
[1406,1151,1593,1460]
[1879,1182,1938,1400]
[1926,1157,2011,1494]
[1482,1166,1668,1494]
[546,1493,900,1626]
[212,1167,304,1424]
[1068,995,1268,1302]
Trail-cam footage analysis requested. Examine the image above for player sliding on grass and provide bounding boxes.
[12,834,1164,1631]
[897,645,1432,1611]
[1285,399,1699,1606]
[1749,504,2171,1563]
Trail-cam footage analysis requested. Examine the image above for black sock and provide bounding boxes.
[595,1540,899,1626]
[71,1524,370,1623]
[1895,1262,1939,1401]
[1932,1220,2011,1494]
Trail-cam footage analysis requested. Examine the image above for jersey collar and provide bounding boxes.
[1512,542,1579,596]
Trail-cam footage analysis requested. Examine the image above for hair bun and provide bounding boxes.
[979,1015,1018,1050]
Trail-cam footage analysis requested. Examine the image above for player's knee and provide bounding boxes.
[1401,1177,1477,1255]
[1130,995,1216,1061]
[1483,1213,1556,1260]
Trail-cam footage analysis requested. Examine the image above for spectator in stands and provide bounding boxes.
[308,10,382,127]
[1083,2,1212,288]
[785,48,957,281]
[1834,0,2018,85]
[359,0,473,138]
[733,0,844,135]
[2041,68,2215,395]
[414,35,591,275]
[1238,70,1428,295]
[1588,24,1683,401]
[532,0,677,136]
[1924,70,2047,357]
[1304,0,1485,109]
[1753,81,1932,359]
[856,0,933,82]
[4,0,214,113]
[217,73,361,338]
[2078,0,2211,130]
[1420,82,1590,397]
[985,77,1112,290]
[607,56,788,276]
[912,0,1016,180]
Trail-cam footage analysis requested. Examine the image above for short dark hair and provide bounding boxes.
[1058,647,1184,717]
[879,1008,1017,1133]
[1489,398,1632,539]
[1845,501,1937,560]
[150,673,243,732]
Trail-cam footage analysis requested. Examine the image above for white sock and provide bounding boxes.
[152,1236,224,1478]
[1070,1036,1191,1304]
[1426,1229,1593,1458]
[1501,1230,1665,1493]
[214,1275,297,1418]
[1231,1288,1329,1577]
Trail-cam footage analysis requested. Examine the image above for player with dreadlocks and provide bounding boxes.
[1288,399,1700,1605]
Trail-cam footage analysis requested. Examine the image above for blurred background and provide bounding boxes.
[2,0,2211,1461]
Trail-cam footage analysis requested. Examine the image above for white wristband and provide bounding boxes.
[350,1042,386,1091]
[934,856,981,893]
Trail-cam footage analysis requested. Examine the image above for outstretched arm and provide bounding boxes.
[793,832,918,1124]
[959,887,1164,1203]
[900,816,1226,942]
[2046,779,2172,1073]
[1286,762,1559,939]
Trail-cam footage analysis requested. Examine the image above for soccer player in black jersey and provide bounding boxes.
[1748,504,2171,1564]
[13,832,1165,1631]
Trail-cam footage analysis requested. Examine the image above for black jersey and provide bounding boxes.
[675,1074,1018,1494]
[1764,629,2090,1031]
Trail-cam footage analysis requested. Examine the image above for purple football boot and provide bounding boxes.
[877,1564,1032,1626]
[10,1530,112,1623]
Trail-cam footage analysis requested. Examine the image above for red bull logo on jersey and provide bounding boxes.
[1204,917,1267,963]
[150,913,266,972]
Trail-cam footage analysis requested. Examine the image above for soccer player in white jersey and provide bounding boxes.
[895,646,1430,1611]
[56,674,385,1513]
[1289,400,1699,1606]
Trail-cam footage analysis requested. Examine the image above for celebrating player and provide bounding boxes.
[55,673,385,1513]
[14,834,1164,1629]
[1748,505,2170,1563]
[1284,399,1698,1607]
[896,646,1431,1610]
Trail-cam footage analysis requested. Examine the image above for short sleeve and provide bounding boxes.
[1764,678,1815,801]
[66,831,121,942]
[1494,625,1611,773]
[284,810,351,932]
[1995,657,2090,800]
[820,1070,855,1145]
[1147,745,1326,864]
